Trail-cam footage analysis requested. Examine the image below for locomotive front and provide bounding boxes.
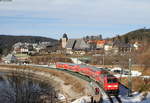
[104,76,119,96]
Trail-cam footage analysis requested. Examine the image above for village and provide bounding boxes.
[1,33,141,65]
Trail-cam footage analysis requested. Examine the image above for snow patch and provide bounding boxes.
[57,93,66,101]
[131,70,142,76]
[119,85,150,103]
[71,96,91,103]
[118,92,150,103]
[71,58,84,64]
[111,67,142,77]
[141,76,150,79]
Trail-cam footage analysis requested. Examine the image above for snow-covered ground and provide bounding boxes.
[141,76,150,79]
[57,93,66,101]
[71,84,150,103]
[72,96,91,103]
[118,92,150,103]
[111,67,142,77]
[70,58,84,64]
[117,85,150,103]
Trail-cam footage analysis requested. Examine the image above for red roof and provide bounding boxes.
[96,40,107,44]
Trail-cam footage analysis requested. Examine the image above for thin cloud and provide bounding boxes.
[0,0,149,38]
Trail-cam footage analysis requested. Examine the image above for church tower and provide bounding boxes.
[61,33,68,48]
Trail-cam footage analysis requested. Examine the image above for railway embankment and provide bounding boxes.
[0,64,95,102]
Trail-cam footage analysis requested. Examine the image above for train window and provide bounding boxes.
[107,78,117,83]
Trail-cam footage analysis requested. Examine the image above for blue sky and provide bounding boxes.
[0,0,150,39]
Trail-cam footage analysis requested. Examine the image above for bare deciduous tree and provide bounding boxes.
[0,70,58,103]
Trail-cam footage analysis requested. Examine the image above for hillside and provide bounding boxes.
[0,35,58,55]
[113,28,150,43]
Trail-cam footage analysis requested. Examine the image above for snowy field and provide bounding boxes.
[117,92,150,103]
[72,85,150,103]
[117,85,150,103]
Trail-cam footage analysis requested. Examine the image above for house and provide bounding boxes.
[13,42,53,54]
[13,42,32,54]
[96,40,107,49]
[74,51,85,55]
[74,39,90,50]
[13,42,23,49]
[2,54,18,64]
[112,40,132,53]
[104,43,113,51]
[35,45,44,52]
[13,48,21,54]
[86,40,97,50]
[84,35,102,41]
[36,42,58,53]
[84,35,102,50]
[20,46,29,54]
[65,39,76,54]
[65,39,76,50]
[65,39,90,54]
[14,53,30,63]
[133,42,141,50]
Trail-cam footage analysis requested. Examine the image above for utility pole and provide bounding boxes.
[128,58,132,97]
[102,54,105,66]
[77,53,79,64]
[119,61,123,82]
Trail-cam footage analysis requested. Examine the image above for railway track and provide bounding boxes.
[31,65,122,103]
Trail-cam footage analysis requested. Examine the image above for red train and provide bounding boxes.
[56,62,119,95]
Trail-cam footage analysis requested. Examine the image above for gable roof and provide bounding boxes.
[97,40,107,44]
[3,54,17,61]
[113,40,131,48]
[65,39,76,49]
[74,39,89,50]
[65,39,90,50]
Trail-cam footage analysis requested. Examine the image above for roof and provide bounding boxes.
[62,33,68,39]
[79,65,102,71]
[65,39,76,49]
[65,39,90,50]
[113,40,131,48]
[57,62,103,71]
[74,39,89,50]
[3,54,17,61]
[97,40,107,44]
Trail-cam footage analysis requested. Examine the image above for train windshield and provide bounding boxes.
[107,78,118,83]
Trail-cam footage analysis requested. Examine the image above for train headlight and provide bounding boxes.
[108,85,118,88]
[113,85,118,87]
[108,85,112,87]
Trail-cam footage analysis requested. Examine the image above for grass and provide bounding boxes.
[131,65,150,75]
[121,77,150,92]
